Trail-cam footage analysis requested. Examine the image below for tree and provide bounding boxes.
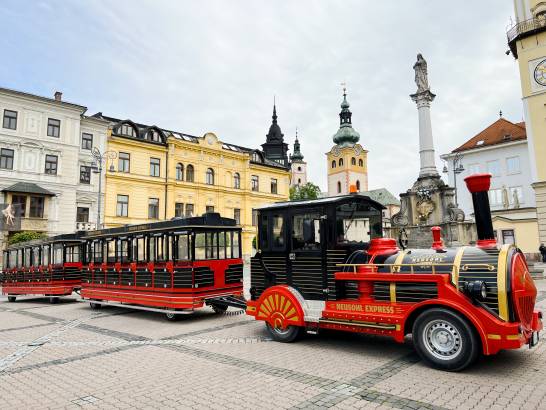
[8,231,47,245]
[289,182,322,201]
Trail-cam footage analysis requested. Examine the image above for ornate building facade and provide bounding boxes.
[326,89,368,196]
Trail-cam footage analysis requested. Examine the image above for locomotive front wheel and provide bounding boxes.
[412,308,479,371]
[89,302,102,310]
[211,304,228,314]
[265,322,303,343]
[7,296,16,303]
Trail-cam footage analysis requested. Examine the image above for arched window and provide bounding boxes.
[331,160,336,168]
[206,168,214,185]
[176,163,184,181]
[298,178,301,184]
[149,130,161,142]
[351,157,356,166]
[186,164,194,182]
[358,158,363,167]
[339,158,344,167]
[234,172,241,189]
[297,166,302,171]
[337,181,342,193]
[356,180,360,191]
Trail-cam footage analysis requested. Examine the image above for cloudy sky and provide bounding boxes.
[0,1,522,195]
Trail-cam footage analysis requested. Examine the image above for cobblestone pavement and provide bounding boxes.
[0,280,545,409]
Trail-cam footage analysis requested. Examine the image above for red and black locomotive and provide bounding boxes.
[246,174,542,371]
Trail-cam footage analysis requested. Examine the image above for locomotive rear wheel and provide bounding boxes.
[265,322,303,343]
[7,296,16,303]
[412,308,479,371]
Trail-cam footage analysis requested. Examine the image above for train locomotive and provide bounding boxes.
[246,173,543,371]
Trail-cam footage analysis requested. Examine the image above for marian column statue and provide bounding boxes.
[413,53,429,93]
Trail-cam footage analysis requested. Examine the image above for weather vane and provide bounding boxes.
[341,81,347,95]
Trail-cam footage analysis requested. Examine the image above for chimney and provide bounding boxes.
[464,173,496,248]
[54,91,62,101]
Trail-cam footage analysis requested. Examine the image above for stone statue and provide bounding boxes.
[413,53,429,93]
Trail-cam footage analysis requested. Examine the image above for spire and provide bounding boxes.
[291,128,304,162]
[272,96,278,123]
[266,99,284,143]
[332,85,360,147]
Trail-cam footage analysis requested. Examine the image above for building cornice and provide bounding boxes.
[441,139,527,159]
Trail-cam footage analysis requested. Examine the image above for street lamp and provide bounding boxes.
[443,152,464,206]
[91,147,117,229]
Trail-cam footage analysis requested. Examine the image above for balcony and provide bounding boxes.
[76,222,96,231]
[507,17,546,57]
[19,217,49,232]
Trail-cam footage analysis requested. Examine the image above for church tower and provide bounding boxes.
[290,130,307,187]
[508,1,546,244]
[262,103,289,167]
[326,88,368,196]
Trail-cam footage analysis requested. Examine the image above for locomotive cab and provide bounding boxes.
[247,175,543,371]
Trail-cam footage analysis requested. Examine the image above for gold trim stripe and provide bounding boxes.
[451,246,466,289]
[487,334,501,340]
[392,250,408,273]
[497,244,512,322]
[389,282,396,303]
[506,334,520,340]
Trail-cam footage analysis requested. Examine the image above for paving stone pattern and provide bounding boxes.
[0,283,545,409]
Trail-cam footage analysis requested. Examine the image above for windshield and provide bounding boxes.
[336,202,382,244]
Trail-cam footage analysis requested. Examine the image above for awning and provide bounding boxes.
[2,182,56,196]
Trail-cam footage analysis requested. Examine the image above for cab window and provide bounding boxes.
[335,203,382,245]
[272,214,285,250]
[292,213,321,251]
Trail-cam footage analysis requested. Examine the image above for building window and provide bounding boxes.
[11,195,26,217]
[185,204,194,217]
[116,195,129,217]
[175,202,184,217]
[337,181,342,194]
[47,118,60,138]
[351,157,356,165]
[119,124,136,137]
[501,229,515,245]
[339,158,344,167]
[81,133,93,150]
[331,160,336,168]
[80,166,91,184]
[506,156,521,175]
[206,205,215,213]
[3,110,17,130]
[358,158,363,167]
[77,207,89,222]
[509,186,524,205]
[148,198,159,219]
[486,160,501,177]
[234,208,241,224]
[297,166,302,171]
[186,164,194,182]
[29,196,44,218]
[176,163,184,181]
[489,188,502,206]
[234,172,241,189]
[44,154,58,175]
[206,168,214,185]
[118,152,130,173]
[298,178,301,184]
[467,163,481,174]
[252,152,263,163]
[0,148,14,170]
[148,130,161,142]
[251,175,259,191]
[356,180,360,191]
[271,178,278,194]
[150,157,160,177]
[252,209,258,226]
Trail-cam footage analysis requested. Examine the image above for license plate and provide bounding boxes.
[530,331,539,348]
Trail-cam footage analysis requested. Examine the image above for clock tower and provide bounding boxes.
[326,88,368,196]
[508,0,546,244]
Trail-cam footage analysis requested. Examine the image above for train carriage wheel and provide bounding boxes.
[49,297,60,304]
[89,301,102,310]
[165,311,180,321]
[412,308,479,371]
[7,296,16,303]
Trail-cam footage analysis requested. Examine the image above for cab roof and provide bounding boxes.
[257,193,385,211]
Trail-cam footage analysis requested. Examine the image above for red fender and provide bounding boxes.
[254,285,305,329]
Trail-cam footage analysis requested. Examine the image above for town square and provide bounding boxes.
[1,1,546,409]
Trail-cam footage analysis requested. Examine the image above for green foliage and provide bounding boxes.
[8,231,47,245]
[289,182,322,201]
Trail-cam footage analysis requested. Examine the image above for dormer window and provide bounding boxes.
[252,152,263,163]
[149,130,161,142]
[119,124,136,137]
[503,134,511,141]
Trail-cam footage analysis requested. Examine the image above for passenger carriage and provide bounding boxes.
[246,174,543,371]
[80,213,244,320]
[1,234,83,303]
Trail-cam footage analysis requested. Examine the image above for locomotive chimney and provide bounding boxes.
[464,173,496,248]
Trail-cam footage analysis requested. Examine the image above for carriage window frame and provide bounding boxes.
[174,233,190,262]
[117,238,130,263]
[218,231,226,259]
[52,244,64,265]
[43,245,50,266]
[65,244,81,263]
[32,247,41,266]
[93,240,104,264]
[106,239,116,263]
[205,231,218,259]
[24,247,32,267]
[232,231,241,259]
[133,236,146,263]
[194,232,206,260]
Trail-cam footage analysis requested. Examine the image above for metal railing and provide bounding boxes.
[336,263,496,275]
[507,17,546,43]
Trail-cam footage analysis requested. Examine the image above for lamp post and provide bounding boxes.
[442,152,464,206]
[91,147,117,229]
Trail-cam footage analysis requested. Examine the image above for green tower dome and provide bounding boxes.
[332,89,360,147]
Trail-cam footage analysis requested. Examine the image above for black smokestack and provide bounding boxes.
[464,173,496,248]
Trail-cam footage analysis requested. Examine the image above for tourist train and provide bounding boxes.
[1,173,542,371]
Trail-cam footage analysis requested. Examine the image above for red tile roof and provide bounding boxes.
[452,118,526,153]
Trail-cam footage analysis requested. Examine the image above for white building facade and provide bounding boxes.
[0,87,109,267]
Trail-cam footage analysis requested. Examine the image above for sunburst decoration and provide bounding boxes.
[257,292,300,329]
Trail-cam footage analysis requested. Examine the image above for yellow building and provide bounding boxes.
[93,112,290,256]
[508,1,546,245]
[326,89,368,195]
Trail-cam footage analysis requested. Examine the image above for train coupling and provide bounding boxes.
[205,295,247,311]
